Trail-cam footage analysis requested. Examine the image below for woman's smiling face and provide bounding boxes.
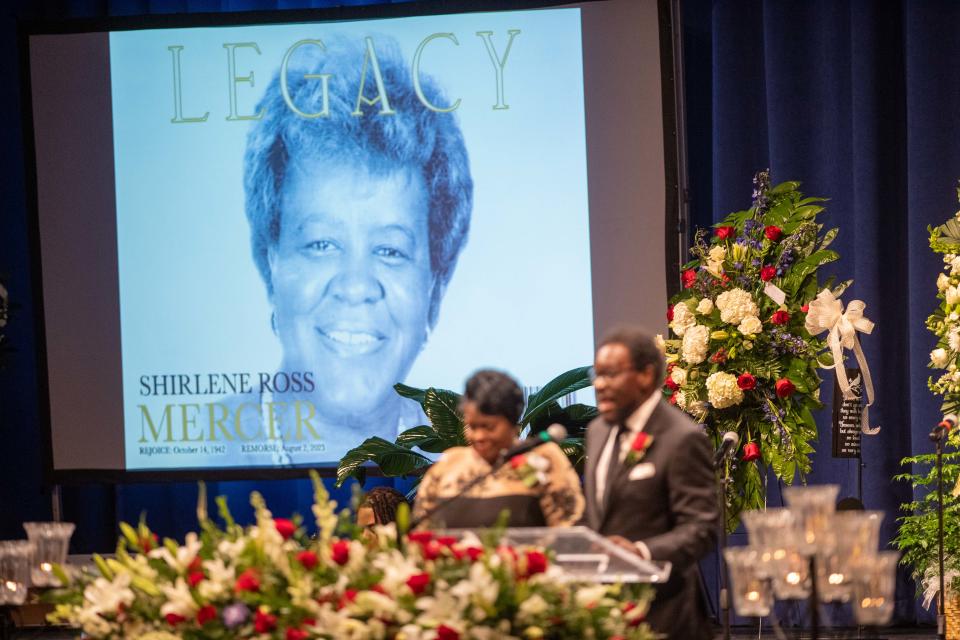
[268,157,433,424]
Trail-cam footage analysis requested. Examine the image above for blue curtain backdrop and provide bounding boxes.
[1,0,959,627]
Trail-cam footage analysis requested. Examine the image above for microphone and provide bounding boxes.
[497,424,568,465]
[930,415,957,442]
[714,431,740,467]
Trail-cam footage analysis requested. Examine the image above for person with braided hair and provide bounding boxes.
[356,486,410,531]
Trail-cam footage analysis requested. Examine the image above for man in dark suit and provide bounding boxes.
[584,326,719,640]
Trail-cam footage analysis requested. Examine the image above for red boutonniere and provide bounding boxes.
[625,432,654,466]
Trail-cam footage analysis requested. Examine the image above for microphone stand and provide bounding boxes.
[716,457,732,640]
[934,430,947,640]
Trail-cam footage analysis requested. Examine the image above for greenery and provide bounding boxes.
[335,368,596,488]
[661,171,847,531]
[894,183,960,599]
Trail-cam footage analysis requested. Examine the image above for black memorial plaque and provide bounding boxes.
[832,367,862,458]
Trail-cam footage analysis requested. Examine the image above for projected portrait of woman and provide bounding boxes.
[240,36,472,463]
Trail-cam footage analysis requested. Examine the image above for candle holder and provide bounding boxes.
[850,551,899,626]
[0,541,34,605]
[23,522,74,588]
[723,547,775,617]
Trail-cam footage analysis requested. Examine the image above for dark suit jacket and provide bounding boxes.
[584,399,719,640]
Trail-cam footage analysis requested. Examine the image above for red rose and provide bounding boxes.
[465,547,484,562]
[436,536,458,547]
[331,540,350,566]
[188,571,205,587]
[801,304,809,313]
[742,442,761,462]
[187,556,203,573]
[407,531,434,544]
[406,572,431,595]
[623,601,646,626]
[422,541,442,561]
[254,608,277,633]
[770,310,790,325]
[509,455,526,470]
[775,378,796,398]
[140,533,159,553]
[234,568,260,593]
[760,266,777,281]
[715,226,735,239]
[710,348,728,363]
[764,225,782,241]
[668,392,678,405]
[368,584,387,595]
[524,550,549,577]
[631,433,650,452]
[338,589,359,610]
[664,377,679,391]
[165,613,186,626]
[287,628,309,640]
[737,372,756,391]
[274,518,296,540]
[666,305,674,322]
[437,625,461,640]
[296,550,318,570]
[682,269,697,289]
[196,605,217,626]
[303,618,316,627]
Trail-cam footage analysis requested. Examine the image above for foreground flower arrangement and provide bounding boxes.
[46,474,655,640]
[662,171,849,529]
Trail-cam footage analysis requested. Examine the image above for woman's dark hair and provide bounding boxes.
[360,486,409,525]
[463,369,525,425]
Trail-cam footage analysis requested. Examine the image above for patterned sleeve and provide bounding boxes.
[539,443,586,527]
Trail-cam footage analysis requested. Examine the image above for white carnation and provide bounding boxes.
[932,347,951,369]
[716,288,759,325]
[697,298,714,315]
[675,390,687,409]
[952,256,960,275]
[951,329,960,353]
[939,273,951,292]
[738,315,763,336]
[681,325,710,365]
[671,368,688,386]
[670,301,696,337]
[705,371,744,409]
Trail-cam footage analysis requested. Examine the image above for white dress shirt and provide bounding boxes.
[594,390,661,559]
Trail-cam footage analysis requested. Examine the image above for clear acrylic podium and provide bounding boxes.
[440,526,672,584]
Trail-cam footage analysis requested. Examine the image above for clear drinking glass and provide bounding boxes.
[0,541,35,604]
[23,522,75,587]
[850,551,899,626]
[724,547,774,617]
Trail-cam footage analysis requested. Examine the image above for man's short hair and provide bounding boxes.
[463,369,525,425]
[243,36,473,326]
[598,325,665,384]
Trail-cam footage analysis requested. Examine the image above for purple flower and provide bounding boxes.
[222,603,250,629]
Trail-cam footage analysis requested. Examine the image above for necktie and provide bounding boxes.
[602,424,625,510]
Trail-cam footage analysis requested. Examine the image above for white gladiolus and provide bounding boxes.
[947,286,960,305]
[670,302,696,337]
[159,578,198,618]
[706,372,744,409]
[951,329,960,353]
[706,260,725,278]
[931,348,951,369]
[939,272,951,291]
[716,288,759,325]
[681,325,710,365]
[83,573,134,616]
[951,255,960,275]
[738,315,763,336]
[149,532,201,572]
[697,298,714,315]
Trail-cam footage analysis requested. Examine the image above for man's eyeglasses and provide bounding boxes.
[588,366,636,384]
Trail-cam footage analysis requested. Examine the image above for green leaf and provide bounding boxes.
[818,227,839,252]
[393,383,427,405]
[528,402,598,437]
[769,181,801,195]
[422,388,467,446]
[522,366,593,427]
[335,437,433,487]
[394,425,449,453]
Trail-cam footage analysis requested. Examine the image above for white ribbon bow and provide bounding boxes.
[804,288,880,435]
